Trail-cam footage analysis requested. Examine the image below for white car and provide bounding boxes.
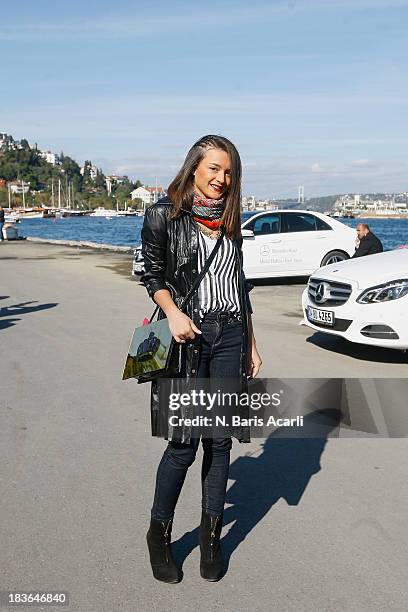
[133,209,356,278]
[241,209,356,279]
[301,249,408,350]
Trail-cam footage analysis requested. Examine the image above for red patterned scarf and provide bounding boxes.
[191,191,225,230]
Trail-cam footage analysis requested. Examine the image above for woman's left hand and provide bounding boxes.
[247,344,262,378]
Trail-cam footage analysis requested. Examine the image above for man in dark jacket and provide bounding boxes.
[0,206,5,241]
[352,223,383,258]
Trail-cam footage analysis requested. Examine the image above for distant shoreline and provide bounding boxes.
[25,236,134,253]
[355,214,408,219]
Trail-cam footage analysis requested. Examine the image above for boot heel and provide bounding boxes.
[199,511,224,581]
[146,517,181,583]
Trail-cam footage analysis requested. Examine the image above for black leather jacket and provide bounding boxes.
[141,197,253,443]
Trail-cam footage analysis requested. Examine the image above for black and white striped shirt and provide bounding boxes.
[197,230,241,320]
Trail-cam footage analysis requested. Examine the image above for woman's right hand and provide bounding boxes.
[167,308,202,343]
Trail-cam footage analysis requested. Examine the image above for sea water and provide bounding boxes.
[17,215,408,251]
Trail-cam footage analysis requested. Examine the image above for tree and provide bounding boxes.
[0,187,8,205]
[82,160,92,178]
[132,197,143,210]
[60,154,81,181]
[0,136,149,211]
[114,182,133,200]
[94,169,106,189]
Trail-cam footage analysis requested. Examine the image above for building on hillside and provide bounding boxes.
[39,150,60,165]
[0,133,10,149]
[105,174,129,195]
[242,195,256,211]
[130,185,166,206]
[80,164,98,181]
[334,194,408,215]
[241,196,278,211]
[10,181,30,195]
[130,186,151,205]
[255,199,278,210]
[0,133,21,150]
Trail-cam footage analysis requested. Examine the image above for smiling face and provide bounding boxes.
[193,148,231,199]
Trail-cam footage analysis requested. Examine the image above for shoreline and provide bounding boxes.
[355,214,408,219]
[25,236,134,253]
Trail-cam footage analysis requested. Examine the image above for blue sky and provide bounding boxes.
[1,0,407,198]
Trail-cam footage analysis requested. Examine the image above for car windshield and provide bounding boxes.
[241,211,263,223]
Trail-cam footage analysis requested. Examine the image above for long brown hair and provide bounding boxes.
[167,135,242,240]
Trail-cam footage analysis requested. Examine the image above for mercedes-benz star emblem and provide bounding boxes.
[315,282,330,304]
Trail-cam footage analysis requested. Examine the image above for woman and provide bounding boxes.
[141,134,262,583]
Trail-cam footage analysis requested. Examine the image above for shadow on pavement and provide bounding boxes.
[0,318,21,330]
[172,409,341,576]
[0,300,58,329]
[96,261,134,280]
[306,332,407,364]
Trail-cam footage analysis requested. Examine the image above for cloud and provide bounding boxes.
[351,159,371,167]
[350,159,383,169]
[112,161,182,177]
[311,162,336,174]
[239,156,408,197]
[309,159,407,177]
[3,89,407,197]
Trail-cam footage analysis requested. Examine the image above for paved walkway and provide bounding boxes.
[1,241,407,612]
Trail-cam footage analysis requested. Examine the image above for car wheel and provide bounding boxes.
[320,250,349,266]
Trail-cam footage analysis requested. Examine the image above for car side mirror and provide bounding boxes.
[242,229,255,238]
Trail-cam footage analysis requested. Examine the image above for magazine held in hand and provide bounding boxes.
[122,231,224,382]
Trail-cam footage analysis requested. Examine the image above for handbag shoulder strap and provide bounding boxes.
[179,229,224,310]
[149,228,224,322]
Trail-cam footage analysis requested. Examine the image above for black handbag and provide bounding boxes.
[122,230,224,382]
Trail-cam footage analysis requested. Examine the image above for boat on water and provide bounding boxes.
[89,206,143,217]
[59,209,89,217]
[325,210,355,219]
[116,210,142,216]
[6,206,144,220]
[5,210,20,223]
[89,207,121,217]
[6,207,52,220]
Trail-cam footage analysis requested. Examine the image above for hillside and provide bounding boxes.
[0,137,142,209]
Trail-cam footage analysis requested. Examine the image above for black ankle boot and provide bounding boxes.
[146,517,181,583]
[199,510,224,581]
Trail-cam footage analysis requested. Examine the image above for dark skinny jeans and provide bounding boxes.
[151,311,243,520]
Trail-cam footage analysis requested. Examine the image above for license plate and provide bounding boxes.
[307,306,334,326]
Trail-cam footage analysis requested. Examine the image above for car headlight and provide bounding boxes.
[357,279,408,304]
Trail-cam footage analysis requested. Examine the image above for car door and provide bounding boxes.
[241,212,285,278]
[279,212,328,274]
